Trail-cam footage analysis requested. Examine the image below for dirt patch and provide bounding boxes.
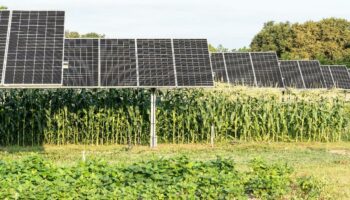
[329,150,350,156]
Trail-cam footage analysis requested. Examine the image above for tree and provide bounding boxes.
[250,18,350,67]
[0,5,7,10]
[65,31,80,38]
[65,30,105,38]
[216,44,229,53]
[208,44,217,53]
[81,32,105,38]
[250,21,293,57]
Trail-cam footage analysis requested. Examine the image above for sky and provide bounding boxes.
[2,0,350,49]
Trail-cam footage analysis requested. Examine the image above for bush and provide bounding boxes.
[245,158,294,199]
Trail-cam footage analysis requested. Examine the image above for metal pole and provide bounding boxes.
[211,124,215,148]
[150,88,157,148]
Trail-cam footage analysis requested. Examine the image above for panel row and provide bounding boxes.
[63,38,213,87]
[211,52,284,87]
[211,52,350,89]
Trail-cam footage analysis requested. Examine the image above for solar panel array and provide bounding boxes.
[327,65,350,89]
[63,39,99,87]
[211,52,284,87]
[279,61,305,88]
[320,66,334,88]
[2,10,350,90]
[63,38,213,88]
[5,11,65,85]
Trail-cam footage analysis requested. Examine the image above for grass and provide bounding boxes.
[1,142,350,199]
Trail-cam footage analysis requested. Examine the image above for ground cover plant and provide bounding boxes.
[0,155,324,200]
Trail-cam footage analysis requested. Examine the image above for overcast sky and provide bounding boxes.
[2,0,350,49]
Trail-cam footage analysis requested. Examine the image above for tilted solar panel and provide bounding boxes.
[250,52,283,87]
[4,11,64,85]
[137,39,175,87]
[0,11,10,83]
[210,53,228,82]
[279,60,305,88]
[298,61,325,88]
[328,65,350,89]
[63,39,99,87]
[320,66,334,88]
[100,39,138,87]
[173,39,213,87]
[224,52,256,86]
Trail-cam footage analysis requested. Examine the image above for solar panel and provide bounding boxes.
[328,65,350,89]
[210,53,228,82]
[279,60,305,88]
[298,61,325,88]
[320,66,334,88]
[173,39,213,86]
[250,52,283,87]
[4,11,65,85]
[224,52,256,86]
[100,39,138,87]
[137,39,175,87]
[63,39,99,87]
[0,11,10,83]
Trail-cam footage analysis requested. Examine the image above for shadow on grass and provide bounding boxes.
[0,145,45,154]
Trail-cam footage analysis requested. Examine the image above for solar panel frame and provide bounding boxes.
[320,65,335,89]
[3,10,65,86]
[63,38,99,87]
[327,65,350,89]
[250,52,284,87]
[279,60,305,88]
[298,60,325,88]
[0,10,11,85]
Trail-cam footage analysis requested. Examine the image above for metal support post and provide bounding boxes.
[150,88,157,148]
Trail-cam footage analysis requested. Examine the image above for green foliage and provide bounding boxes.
[0,155,323,199]
[65,30,105,38]
[0,5,7,10]
[295,176,325,200]
[0,88,348,146]
[246,158,293,199]
[208,44,217,53]
[250,18,350,67]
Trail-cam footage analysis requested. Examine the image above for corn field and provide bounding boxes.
[0,88,349,146]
